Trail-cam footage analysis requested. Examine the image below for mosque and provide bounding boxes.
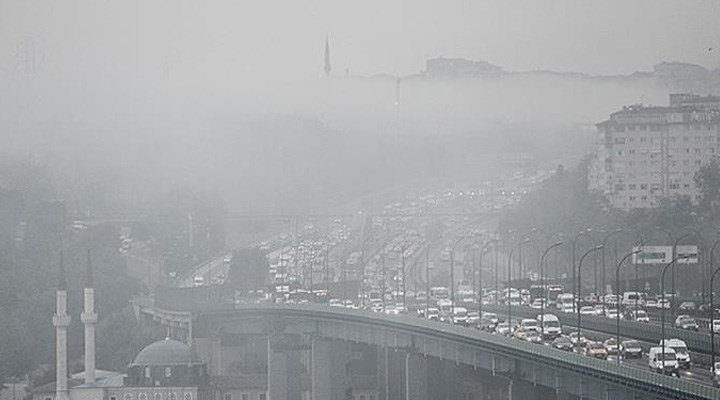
[31,254,211,400]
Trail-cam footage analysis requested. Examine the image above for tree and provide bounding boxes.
[228,248,268,292]
[694,159,720,218]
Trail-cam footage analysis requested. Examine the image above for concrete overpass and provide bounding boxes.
[133,299,720,400]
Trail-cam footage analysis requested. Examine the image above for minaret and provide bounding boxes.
[323,34,331,77]
[53,253,71,400]
[81,249,97,385]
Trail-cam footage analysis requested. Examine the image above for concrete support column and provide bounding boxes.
[268,334,303,400]
[311,338,332,400]
[404,354,428,400]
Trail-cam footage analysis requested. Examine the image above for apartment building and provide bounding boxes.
[589,94,720,209]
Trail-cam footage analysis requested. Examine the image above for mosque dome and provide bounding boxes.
[131,338,202,366]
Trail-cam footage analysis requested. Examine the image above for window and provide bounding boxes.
[684,184,691,189]
[628,184,636,190]
[169,394,176,400]
[139,394,147,400]
[124,394,133,400]
[614,184,625,191]
[165,367,172,378]
[614,137,625,144]
[241,395,248,400]
[154,394,162,400]
[110,397,117,400]
[629,196,636,201]
[640,137,647,143]
[145,367,151,378]
[224,395,231,400]
[184,393,192,400]
[670,183,679,189]
[641,196,648,201]
[260,394,266,400]
[360,396,366,400]
[640,184,648,190]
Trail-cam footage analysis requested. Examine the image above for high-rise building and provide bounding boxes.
[588,94,720,209]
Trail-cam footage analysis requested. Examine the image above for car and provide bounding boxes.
[329,298,343,307]
[656,299,671,309]
[712,362,720,387]
[495,322,512,336]
[568,331,587,347]
[678,301,697,311]
[593,305,605,316]
[530,298,545,309]
[632,309,650,323]
[451,307,469,326]
[467,311,480,325]
[605,309,619,320]
[713,319,720,333]
[585,342,608,359]
[426,307,440,321]
[552,336,574,351]
[520,318,541,333]
[579,306,596,315]
[620,340,643,358]
[193,276,205,287]
[649,347,678,375]
[645,299,658,308]
[675,315,699,331]
[603,338,619,355]
[523,330,542,343]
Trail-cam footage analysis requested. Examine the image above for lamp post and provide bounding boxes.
[494,239,500,305]
[576,245,603,348]
[507,239,529,329]
[425,245,430,319]
[398,241,410,310]
[450,236,469,317]
[679,227,707,303]
[661,255,691,368]
[572,228,592,297]
[540,241,564,336]
[671,232,695,322]
[616,246,644,364]
[359,234,373,308]
[709,238,720,371]
[381,251,387,313]
[601,229,624,315]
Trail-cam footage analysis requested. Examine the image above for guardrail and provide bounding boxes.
[195,304,720,400]
[481,304,720,355]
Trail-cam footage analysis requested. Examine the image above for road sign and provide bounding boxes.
[675,245,698,264]
[632,246,672,264]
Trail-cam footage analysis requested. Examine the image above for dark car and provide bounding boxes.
[620,340,643,358]
[552,336,574,351]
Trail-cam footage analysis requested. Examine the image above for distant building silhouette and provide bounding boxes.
[425,57,502,78]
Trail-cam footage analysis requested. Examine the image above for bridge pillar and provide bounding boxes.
[311,339,349,400]
[405,353,428,400]
[268,334,303,400]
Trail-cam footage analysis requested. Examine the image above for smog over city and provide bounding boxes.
[1,2,720,400]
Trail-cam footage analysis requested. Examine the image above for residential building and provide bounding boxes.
[589,94,720,209]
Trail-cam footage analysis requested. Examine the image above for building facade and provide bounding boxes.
[589,94,720,209]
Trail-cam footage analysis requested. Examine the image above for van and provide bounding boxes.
[649,347,679,375]
[556,293,575,313]
[193,276,205,287]
[451,307,469,326]
[659,339,690,368]
[622,291,644,307]
[537,313,562,339]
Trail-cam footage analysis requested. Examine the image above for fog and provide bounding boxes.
[1,0,718,212]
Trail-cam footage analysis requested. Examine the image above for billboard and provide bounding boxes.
[676,245,699,264]
[632,246,671,264]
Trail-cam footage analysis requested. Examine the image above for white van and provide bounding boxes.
[649,347,679,375]
[659,339,690,368]
[622,291,644,307]
[537,313,562,339]
[556,293,575,313]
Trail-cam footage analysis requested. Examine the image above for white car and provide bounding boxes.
[712,319,720,333]
[579,306,595,315]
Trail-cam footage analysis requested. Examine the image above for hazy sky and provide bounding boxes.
[1,0,719,77]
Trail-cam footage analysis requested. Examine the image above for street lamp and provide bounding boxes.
[540,241,564,336]
[576,245,603,348]
[450,236,470,317]
[572,228,593,296]
[661,254,691,368]
[615,246,645,364]
[601,229,624,315]
[708,238,720,371]
[671,231,696,322]
[359,234,374,308]
[506,238,529,328]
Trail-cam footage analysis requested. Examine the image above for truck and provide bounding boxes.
[555,293,575,313]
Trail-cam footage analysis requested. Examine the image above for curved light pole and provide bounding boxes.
[540,241,564,336]
[576,244,603,348]
[359,234,374,308]
[450,236,470,317]
[572,228,593,297]
[661,254,691,367]
[680,226,707,303]
[601,229,624,315]
[709,238,720,371]
[616,246,645,364]
[507,238,530,329]
[671,231,695,322]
